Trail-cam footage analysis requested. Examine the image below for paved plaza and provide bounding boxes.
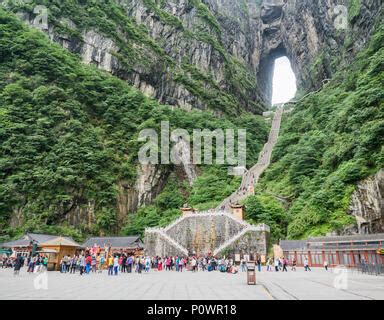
[0,267,383,300]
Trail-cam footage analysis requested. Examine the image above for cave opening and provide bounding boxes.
[257,44,297,107]
[271,56,297,105]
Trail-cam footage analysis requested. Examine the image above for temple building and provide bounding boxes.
[81,236,144,257]
[280,233,384,267]
[1,233,80,270]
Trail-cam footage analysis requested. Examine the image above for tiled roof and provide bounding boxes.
[308,233,384,243]
[82,236,142,248]
[1,238,32,248]
[27,233,59,243]
[280,233,384,251]
[40,236,80,247]
[280,240,307,251]
[1,233,76,248]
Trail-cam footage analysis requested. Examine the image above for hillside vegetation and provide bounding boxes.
[1,0,263,115]
[253,25,384,240]
[0,9,268,241]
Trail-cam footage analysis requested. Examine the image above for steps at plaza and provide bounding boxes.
[213,224,270,256]
[144,106,283,257]
[145,228,189,256]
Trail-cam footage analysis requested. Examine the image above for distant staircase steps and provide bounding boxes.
[216,105,284,210]
[145,105,283,256]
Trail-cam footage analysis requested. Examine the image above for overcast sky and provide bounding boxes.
[272,56,297,105]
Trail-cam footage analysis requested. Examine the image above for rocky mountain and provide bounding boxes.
[4,0,382,109]
[0,0,383,240]
[348,170,384,234]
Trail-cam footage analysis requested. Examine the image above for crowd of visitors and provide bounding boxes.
[1,251,332,276]
[265,256,315,272]
[55,254,241,276]
[1,254,49,275]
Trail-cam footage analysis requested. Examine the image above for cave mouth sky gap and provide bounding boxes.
[272,56,297,105]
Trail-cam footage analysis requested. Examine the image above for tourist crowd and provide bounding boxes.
[1,252,331,276]
[56,254,241,275]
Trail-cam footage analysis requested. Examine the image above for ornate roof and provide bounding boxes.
[82,236,143,249]
[1,233,76,248]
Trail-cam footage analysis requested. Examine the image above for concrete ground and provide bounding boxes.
[0,267,383,300]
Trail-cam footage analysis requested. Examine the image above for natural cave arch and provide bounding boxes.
[257,43,296,106]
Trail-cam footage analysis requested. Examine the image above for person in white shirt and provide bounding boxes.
[191,258,197,272]
[113,256,119,275]
[274,258,279,272]
[304,258,311,271]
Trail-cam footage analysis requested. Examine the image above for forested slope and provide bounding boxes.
[252,25,384,240]
[0,9,268,241]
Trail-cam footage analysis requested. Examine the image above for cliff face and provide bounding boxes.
[257,0,383,102]
[2,0,382,234]
[348,170,384,234]
[6,0,382,108]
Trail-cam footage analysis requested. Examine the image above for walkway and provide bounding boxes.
[1,267,383,300]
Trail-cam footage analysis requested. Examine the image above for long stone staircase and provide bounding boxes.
[217,104,284,210]
[144,105,284,257]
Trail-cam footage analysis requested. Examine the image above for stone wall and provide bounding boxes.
[144,231,188,257]
[9,0,383,109]
[218,230,269,257]
[144,211,269,257]
[348,169,384,234]
[165,214,244,254]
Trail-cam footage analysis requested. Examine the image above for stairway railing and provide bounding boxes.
[146,228,189,256]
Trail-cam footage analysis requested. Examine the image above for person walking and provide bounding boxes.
[202,257,207,271]
[118,255,123,272]
[139,256,145,274]
[191,257,197,272]
[70,255,77,274]
[85,254,92,274]
[166,257,171,271]
[108,255,114,276]
[113,255,119,276]
[27,256,36,274]
[304,257,311,271]
[178,257,184,272]
[175,256,179,272]
[13,254,24,276]
[157,257,163,271]
[145,256,151,272]
[282,257,288,272]
[274,258,279,272]
[36,255,43,273]
[324,260,328,271]
[122,255,127,273]
[42,256,48,271]
[79,254,86,276]
[127,255,133,273]
[256,257,261,272]
[240,259,247,272]
[291,257,297,271]
[98,255,105,273]
[91,255,97,273]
